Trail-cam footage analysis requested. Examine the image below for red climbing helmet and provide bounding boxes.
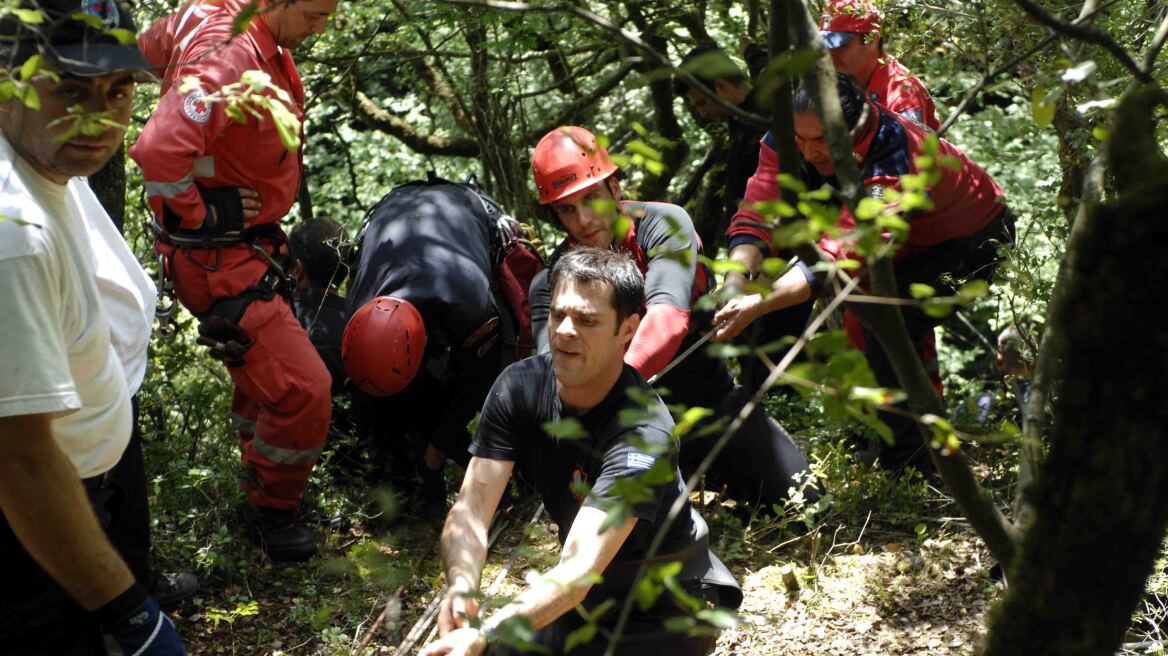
[342,296,427,397]
[531,126,619,205]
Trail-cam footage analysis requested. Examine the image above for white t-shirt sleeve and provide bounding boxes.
[0,250,81,418]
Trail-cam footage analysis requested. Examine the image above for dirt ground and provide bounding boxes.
[716,530,998,655]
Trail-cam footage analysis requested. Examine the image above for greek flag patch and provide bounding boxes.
[626,452,655,471]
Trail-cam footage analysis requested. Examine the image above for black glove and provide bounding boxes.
[197,183,246,234]
[96,585,186,656]
[196,315,254,367]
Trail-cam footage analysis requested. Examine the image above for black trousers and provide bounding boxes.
[0,399,152,655]
[861,209,1016,472]
[659,331,820,508]
[738,266,815,396]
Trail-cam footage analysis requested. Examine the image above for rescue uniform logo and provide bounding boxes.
[183,90,211,124]
[569,466,589,502]
[81,0,120,29]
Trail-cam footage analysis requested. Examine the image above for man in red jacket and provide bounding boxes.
[528,127,820,509]
[714,73,1014,474]
[130,0,339,562]
[819,0,938,130]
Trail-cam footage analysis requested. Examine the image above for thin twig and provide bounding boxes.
[429,0,771,130]
[1012,0,1150,82]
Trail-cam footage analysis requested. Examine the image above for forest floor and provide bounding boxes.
[164,465,1003,655]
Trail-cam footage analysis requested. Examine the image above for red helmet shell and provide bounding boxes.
[342,296,427,397]
[531,126,618,205]
[819,0,883,36]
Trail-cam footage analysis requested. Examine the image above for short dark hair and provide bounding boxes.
[673,45,747,97]
[549,248,644,325]
[290,217,352,289]
[793,72,867,129]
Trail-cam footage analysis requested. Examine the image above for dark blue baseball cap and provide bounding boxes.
[1,0,153,78]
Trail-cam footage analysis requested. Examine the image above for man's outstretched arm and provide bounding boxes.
[438,456,514,635]
[423,506,637,656]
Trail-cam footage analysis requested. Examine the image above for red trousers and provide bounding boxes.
[163,242,331,510]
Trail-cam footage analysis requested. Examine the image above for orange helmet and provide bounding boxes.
[531,126,618,205]
[342,296,427,397]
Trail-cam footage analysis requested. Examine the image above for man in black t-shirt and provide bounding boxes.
[421,249,739,656]
[529,126,820,509]
[343,180,526,503]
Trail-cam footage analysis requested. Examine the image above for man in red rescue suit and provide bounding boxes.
[818,0,939,131]
[528,127,820,509]
[713,73,1015,475]
[130,0,340,562]
[723,0,942,402]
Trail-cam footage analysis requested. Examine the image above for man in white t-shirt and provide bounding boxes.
[0,1,185,653]
[84,177,200,610]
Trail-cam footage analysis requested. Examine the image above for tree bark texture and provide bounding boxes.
[87,146,126,233]
[983,84,1168,656]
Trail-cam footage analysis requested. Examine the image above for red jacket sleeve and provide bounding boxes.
[625,303,690,380]
[726,136,780,250]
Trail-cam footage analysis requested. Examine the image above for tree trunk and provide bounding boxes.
[982,84,1168,656]
[87,146,126,233]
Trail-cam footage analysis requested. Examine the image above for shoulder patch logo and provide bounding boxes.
[626,452,655,471]
[183,90,211,124]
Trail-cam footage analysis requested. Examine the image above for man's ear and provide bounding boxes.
[713,78,734,97]
[606,177,623,202]
[618,312,641,346]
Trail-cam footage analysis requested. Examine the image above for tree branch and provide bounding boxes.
[1013,152,1106,526]
[1142,7,1168,72]
[530,62,636,136]
[850,257,1019,568]
[938,0,1125,137]
[354,91,480,156]
[430,0,772,130]
[1012,0,1150,82]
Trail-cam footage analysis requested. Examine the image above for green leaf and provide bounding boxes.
[708,259,747,275]
[599,502,632,534]
[19,54,41,81]
[635,574,664,611]
[541,417,587,440]
[1030,84,1056,128]
[957,279,989,301]
[909,283,936,300]
[760,256,791,278]
[564,623,597,653]
[17,85,39,111]
[70,11,105,28]
[232,1,260,35]
[673,406,714,437]
[11,8,45,24]
[107,28,137,46]
[696,608,740,630]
